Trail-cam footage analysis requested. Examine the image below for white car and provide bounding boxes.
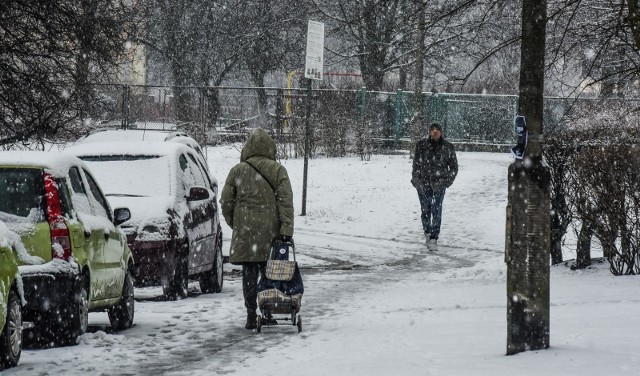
[65,141,224,299]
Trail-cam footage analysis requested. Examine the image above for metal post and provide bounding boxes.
[122,84,130,130]
[163,89,167,129]
[301,78,312,216]
[395,89,403,146]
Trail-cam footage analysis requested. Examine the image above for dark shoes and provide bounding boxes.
[245,313,257,330]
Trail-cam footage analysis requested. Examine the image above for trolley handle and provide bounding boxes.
[269,238,296,262]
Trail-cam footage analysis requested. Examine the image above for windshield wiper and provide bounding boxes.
[105,193,144,197]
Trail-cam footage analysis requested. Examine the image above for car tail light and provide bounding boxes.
[44,172,71,260]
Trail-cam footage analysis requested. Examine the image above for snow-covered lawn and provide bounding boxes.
[5,146,640,376]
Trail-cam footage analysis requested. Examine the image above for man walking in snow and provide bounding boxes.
[411,122,458,251]
[220,128,294,329]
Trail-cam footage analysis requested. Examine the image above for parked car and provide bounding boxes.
[0,224,22,369]
[75,128,228,263]
[0,152,135,345]
[65,141,224,300]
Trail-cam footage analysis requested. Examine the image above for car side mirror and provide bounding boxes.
[113,207,131,226]
[188,186,210,201]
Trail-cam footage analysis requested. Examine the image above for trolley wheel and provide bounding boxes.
[256,316,262,333]
[297,315,302,333]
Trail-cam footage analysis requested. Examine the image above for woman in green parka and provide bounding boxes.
[220,128,294,329]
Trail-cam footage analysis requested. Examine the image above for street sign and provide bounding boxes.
[304,20,324,80]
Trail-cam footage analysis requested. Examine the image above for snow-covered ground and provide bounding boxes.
[5,145,640,376]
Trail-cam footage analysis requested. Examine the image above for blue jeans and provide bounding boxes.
[416,186,446,239]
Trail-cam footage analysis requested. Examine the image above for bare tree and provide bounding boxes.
[240,0,309,128]
[145,0,246,128]
[546,0,640,97]
[0,0,141,148]
[313,0,415,90]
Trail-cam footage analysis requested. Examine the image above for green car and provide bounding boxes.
[0,151,135,345]
[0,229,22,370]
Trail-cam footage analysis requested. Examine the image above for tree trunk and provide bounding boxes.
[550,210,564,264]
[410,0,426,157]
[248,65,269,129]
[627,0,640,50]
[575,222,592,269]
[76,0,98,122]
[506,0,549,356]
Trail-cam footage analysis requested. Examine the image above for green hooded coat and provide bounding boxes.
[220,128,294,264]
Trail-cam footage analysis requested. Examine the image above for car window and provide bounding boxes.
[69,167,86,194]
[68,167,93,216]
[187,154,208,187]
[194,156,213,187]
[180,154,199,190]
[0,168,45,220]
[83,169,112,221]
[56,178,74,219]
[179,154,188,171]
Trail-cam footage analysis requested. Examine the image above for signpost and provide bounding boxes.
[304,20,324,80]
[301,20,324,216]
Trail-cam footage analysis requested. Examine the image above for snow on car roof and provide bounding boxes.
[78,129,191,143]
[0,151,86,178]
[65,140,193,157]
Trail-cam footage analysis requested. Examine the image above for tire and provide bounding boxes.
[108,270,135,331]
[55,274,89,346]
[199,236,223,294]
[164,251,189,300]
[297,315,302,333]
[0,289,22,368]
[256,316,262,334]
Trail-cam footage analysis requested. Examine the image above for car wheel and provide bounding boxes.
[199,237,224,294]
[108,269,135,331]
[0,289,22,368]
[53,274,88,346]
[164,251,188,300]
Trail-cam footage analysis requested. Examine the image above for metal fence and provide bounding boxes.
[88,84,574,155]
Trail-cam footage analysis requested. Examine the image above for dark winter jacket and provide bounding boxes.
[412,136,458,190]
[220,128,294,264]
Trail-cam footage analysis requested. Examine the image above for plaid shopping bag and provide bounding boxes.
[265,259,296,281]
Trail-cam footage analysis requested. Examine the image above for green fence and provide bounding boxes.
[88,85,572,154]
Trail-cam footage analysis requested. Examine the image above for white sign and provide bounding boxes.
[304,20,324,80]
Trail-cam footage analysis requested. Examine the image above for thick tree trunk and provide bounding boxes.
[506,0,549,356]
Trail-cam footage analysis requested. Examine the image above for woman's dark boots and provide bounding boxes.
[245,311,257,330]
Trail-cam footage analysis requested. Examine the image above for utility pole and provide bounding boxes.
[505,0,550,355]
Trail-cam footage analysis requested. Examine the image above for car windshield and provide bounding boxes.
[0,168,45,221]
[78,155,172,197]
